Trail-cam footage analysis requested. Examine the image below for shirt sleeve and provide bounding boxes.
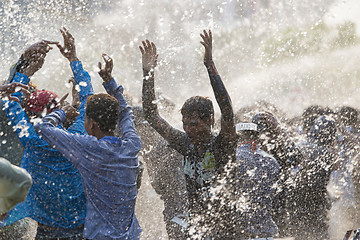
[103,79,142,152]
[10,73,30,103]
[3,100,38,146]
[67,61,94,135]
[34,110,89,166]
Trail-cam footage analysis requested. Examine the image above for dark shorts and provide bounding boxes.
[35,224,84,240]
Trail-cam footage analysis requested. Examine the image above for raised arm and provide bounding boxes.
[0,83,29,102]
[56,27,94,134]
[140,40,188,154]
[97,55,141,150]
[200,30,236,142]
[9,40,57,101]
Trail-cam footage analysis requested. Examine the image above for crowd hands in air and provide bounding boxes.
[0,27,359,240]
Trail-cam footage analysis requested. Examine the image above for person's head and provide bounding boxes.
[84,93,119,137]
[337,106,358,128]
[308,115,337,146]
[180,96,214,145]
[236,123,259,142]
[25,90,59,117]
[302,105,332,135]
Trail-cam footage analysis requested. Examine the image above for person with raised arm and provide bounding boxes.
[35,53,142,240]
[1,28,93,239]
[140,30,237,239]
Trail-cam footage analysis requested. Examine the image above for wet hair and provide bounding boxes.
[302,105,334,134]
[180,96,214,124]
[337,106,358,127]
[308,115,337,146]
[86,93,119,132]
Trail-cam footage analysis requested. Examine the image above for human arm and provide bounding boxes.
[69,77,80,109]
[139,40,188,154]
[98,54,141,149]
[8,41,57,101]
[0,83,29,102]
[3,100,38,146]
[7,40,58,83]
[200,30,236,142]
[57,27,94,134]
[34,109,89,165]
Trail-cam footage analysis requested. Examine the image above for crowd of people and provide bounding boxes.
[0,27,360,240]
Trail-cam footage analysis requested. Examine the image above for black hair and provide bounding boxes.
[302,105,333,134]
[337,106,358,127]
[180,96,214,124]
[86,93,119,132]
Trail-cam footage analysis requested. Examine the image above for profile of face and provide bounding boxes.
[84,114,93,136]
[182,112,212,146]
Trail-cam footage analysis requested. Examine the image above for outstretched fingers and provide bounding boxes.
[151,42,157,55]
[200,29,212,44]
[139,45,145,55]
[59,93,69,105]
[56,43,65,55]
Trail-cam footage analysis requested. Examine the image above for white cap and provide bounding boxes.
[236,123,258,132]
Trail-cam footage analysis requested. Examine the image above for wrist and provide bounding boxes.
[68,56,79,63]
[204,59,214,65]
[22,68,35,77]
[143,68,154,77]
[102,75,113,82]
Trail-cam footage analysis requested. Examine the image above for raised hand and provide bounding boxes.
[200,29,213,66]
[22,40,58,77]
[0,82,29,102]
[56,27,79,62]
[98,54,113,82]
[61,102,80,123]
[139,40,158,74]
[68,77,80,109]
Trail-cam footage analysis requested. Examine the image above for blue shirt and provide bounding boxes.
[35,79,142,240]
[236,143,280,237]
[2,61,93,228]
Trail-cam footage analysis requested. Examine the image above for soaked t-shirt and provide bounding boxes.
[169,133,236,224]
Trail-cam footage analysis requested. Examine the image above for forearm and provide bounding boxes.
[3,100,38,145]
[35,111,86,165]
[7,56,29,84]
[141,71,187,152]
[70,61,94,103]
[142,71,159,127]
[9,73,30,102]
[40,110,66,127]
[205,61,234,122]
[103,78,134,130]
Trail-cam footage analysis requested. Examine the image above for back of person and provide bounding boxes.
[73,135,140,238]
[35,52,142,239]
[236,143,280,238]
[2,89,87,230]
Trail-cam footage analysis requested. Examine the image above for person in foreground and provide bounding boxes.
[35,54,142,239]
[2,32,89,239]
[140,30,237,238]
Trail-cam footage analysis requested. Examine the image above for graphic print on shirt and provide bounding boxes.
[184,151,216,186]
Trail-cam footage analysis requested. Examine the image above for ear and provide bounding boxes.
[90,118,101,131]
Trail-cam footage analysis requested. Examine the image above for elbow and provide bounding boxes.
[33,123,41,133]
[34,122,47,135]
